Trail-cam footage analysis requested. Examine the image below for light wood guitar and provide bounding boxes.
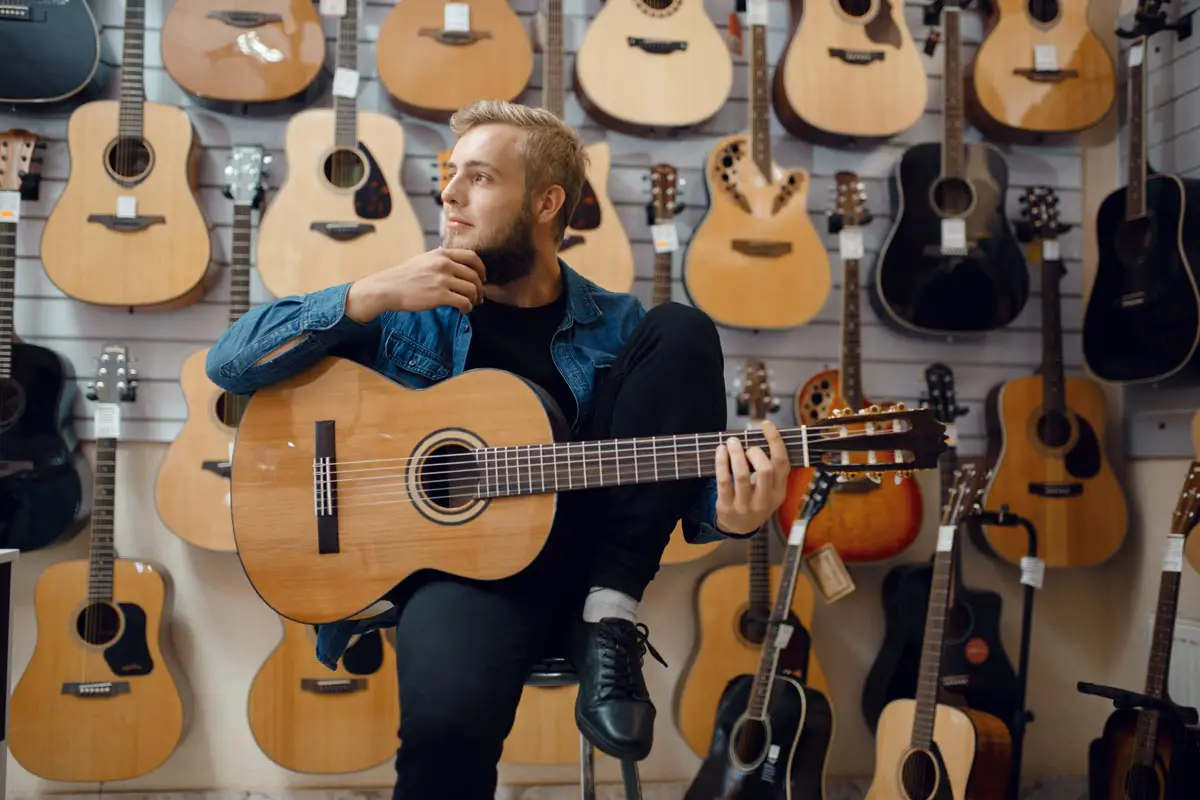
[775,173,923,562]
[965,0,1116,141]
[41,0,214,310]
[9,344,187,782]
[376,0,533,122]
[573,0,732,136]
[977,187,1127,568]
[248,617,400,773]
[156,148,268,552]
[256,0,424,299]
[773,0,927,144]
[682,11,830,330]
[865,463,1011,800]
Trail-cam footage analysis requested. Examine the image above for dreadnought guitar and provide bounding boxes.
[9,344,187,782]
[1080,0,1200,387]
[0,129,90,552]
[682,10,830,330]
[572,0,733,136]
[40,0,215,310]
[375,0,534,122]
[772,0,926,144]
[965,0,1115,141]
[256,0,425,299]
[864,463,1012,800]
[775,172,922,563]
[684,470,836,800]
[978,187,1128,568]
[0,0,110,106]
[675,358,829,759]
[248,617,400,773]
[869,2,1028,338]
[1085,462,1200,799]
[156,147,269,552]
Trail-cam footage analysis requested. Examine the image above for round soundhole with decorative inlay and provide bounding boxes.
[729,714,771,772]
[104,137,154,183]
[406,427,490,525]
[899,748,940,800]
[636,0,681,18]
[323,147,366,190]
[76,602,122,647]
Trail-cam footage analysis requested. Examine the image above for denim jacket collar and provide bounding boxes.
[559,258,603,327]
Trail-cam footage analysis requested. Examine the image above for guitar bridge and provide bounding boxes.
[828,48,885,65]
[313,420,339,555]
[310,222,375,242]
[1013,68,1078,83]
[627,37,688,54]
[301,678,367,694]
[206,10,283,27]
[62,681,130,697]
[87,214,167,233]
[417,27,492,46]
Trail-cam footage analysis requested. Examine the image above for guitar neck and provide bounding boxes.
[229,205,254,325]
[940,8,965,182]
[0,219,14,380]
[333,0,360,148]
[747,512,810,719]
[841,255,863,409]
[542,0,565,118]
[1040,246,1066,418]
[1126,37,1148,221]
[749,23,772,182]
[651,251,672,307]
[117,0,147,141]
[748,524,771,615]
[88,437,119,602]
[910,530,955,749]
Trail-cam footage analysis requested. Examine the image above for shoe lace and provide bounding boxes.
[596,620,668,702]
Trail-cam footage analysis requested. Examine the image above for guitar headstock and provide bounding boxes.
[734,357,780,424]
[811,404,948,479]
[86,343,138,406]
[1170,461,1200,538]
[222,146,270,209]
[921,362,968,427]
[1018,186,1067,240]
[0,128,45,201]
[797,469,836,525]
[941,461,985,527]
[832,171,870,228]
[646,163,685,225]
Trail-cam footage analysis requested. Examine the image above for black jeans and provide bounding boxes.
[388,303,727,799]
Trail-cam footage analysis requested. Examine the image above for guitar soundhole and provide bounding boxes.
[324,148,366,190]
[900,749,939,800]
[931,177,975,218]
[636,0,680,17]
[737,607,768,646]
[76,602,121,647]
[420,442,478,510]
[838,0,873,18]
[215,390,248,428]
[104,137,154,181]
[1037,410,1072,449]
[1123,764,1161,800]
[729,716,770,771]
[0,378,25,432]
[1026,0,1060,25]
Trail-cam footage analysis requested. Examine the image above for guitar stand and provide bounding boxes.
[1076,682,1200,727]
[920,0,977,56]
[1116,6,1195,42]
[974,506,1039,800]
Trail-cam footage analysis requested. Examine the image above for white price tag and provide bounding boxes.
[788,519,809,546]
[773,623,794,650]
[443,3,471,32]
[0,190,20,222]
[116,195,137,219]
[1163,534,1185,573]
[941,218,966,251]
[650,222,679,253]
[936,524,956,552]
[1020,556,1045,589]
[1043,240,1061,261]
[943,423,958,447]
[1034,44,1058,72]
[839,228,864,259]
[332,67,360,99]
[1129,43,1145,68]
[94,403,121,439]
[319,0,346,16]
[746,0,769,26]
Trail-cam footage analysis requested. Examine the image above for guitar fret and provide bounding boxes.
[0,223,15,380]
[333,0,360,149]
[117,0,147,141]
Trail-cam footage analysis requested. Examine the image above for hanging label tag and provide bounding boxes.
[94,403,121,439]
[788,519,809,546]
[1043,240,1061,261]
[332,67,359,99]
[773,622,794,650]
[116,195,137,219]
[0,190,20,221]
[443,3,471,32]
[941,218,966,250]
[746,0,769,26]
[804,543,856,603]
[1129,43,1145,68]
[943,423,958,447]
[839,228,864,259]
[1020,556,1045,588]
[1163,533,1185,572]
[650,222,679,253]
[1034,44,1058,72]
[936,524,956,552]
[319,0,346,16]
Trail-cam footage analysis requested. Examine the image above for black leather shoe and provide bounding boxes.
[573,617,668,761]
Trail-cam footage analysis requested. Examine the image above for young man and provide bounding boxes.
[206,100,790,797]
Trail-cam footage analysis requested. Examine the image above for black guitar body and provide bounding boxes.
[0,342,90,551]
[1087,708,1200,800]
[1081,174,1200,387]
[0,0,111,108]
[861,560,1020,738]
[870,142,1030,338]
[686,674,832,800]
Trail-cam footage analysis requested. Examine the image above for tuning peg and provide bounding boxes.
[263,155,274,165]
[678,177,687,188]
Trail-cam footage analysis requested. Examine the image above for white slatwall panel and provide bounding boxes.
[3,0,1086,459]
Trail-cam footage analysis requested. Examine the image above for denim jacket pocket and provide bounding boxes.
[382,330,452,387]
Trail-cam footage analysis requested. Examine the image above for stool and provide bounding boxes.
[525,656,644,800]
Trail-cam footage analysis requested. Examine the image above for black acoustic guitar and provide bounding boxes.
[0,129,90,551]
[685,471,835,800]
[869,1,1028,338]
[1081,0,1200,387]
[862,364,1020,738]
[0,0,111,106]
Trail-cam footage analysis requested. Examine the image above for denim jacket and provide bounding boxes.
[205,260,731,669]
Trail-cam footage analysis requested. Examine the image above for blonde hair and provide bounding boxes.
[449,100,590,239]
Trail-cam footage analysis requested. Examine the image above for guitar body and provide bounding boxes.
[0,341,89,551]
[502,684,583,764]
[965,0,1116,141]
[256,109,425,299]
[573,0,732,136]
[675,561,828,758]
[41,101,214,309]
[685,674,833,800]
[560,141,635,293]
[1087,708,1200,800]
[248,618,399,773]
[978,375,1127,567]
[772,0,926,144]
[1081,174,1200,386]
[0,0,110,106]
[774,370,922,561]
[871,142,1029,337]
[155,348,237,552]
[161,0,326,105]
[865,700,1011,800]
[8,558,185,782]
[682,134,831,330]
[375,0,533,122]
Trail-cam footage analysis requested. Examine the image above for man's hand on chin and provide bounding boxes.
[713,419,791,534]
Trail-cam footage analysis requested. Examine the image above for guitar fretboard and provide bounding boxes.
[651,251,672,307]
[749,23,772,182]
[748,524,771,614]
[0,221,14,380]
[940,8,965,182]
[229,205,254,325]
[841,254,863,410]
[543,0,565,118]
[333,0,360,149]
[88,437,119,602]
[1126,38,1147,221]
[1040,246,1066,418]
[910,542,954,749]
[118,0,147,141]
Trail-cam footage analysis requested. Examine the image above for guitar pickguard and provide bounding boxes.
[864,0,903,47]
[353,142,392,220]
[569,180,601,231]
[103,603,155,677]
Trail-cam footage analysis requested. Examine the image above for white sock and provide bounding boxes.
[582,587,639,624]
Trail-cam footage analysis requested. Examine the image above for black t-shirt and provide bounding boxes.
[464,293,578,427]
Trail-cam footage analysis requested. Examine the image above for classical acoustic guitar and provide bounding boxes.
[775,173,922,563]
[248,618,400,774]
[573,0,732,136]
[40,0,215,309]
[0,0,110,106]
[228,358,946,624]
[977,187,1128,568]
[772,0,926,144]
[161,0,327,107]
[965,0,1116,141]
[256,0,425,299]
[681,10,831,330]
[156,147,269,552]
[376,0,534,122]
[8,344,187,783]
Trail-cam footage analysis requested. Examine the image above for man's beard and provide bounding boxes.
[445,203,537,287]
